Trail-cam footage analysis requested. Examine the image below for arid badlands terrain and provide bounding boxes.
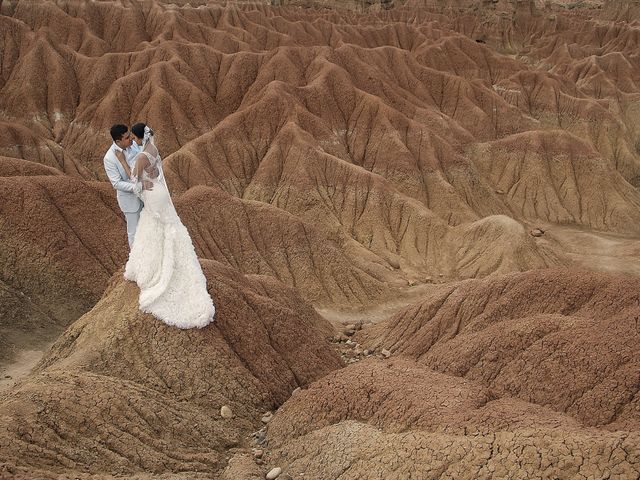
[1,0,640,478]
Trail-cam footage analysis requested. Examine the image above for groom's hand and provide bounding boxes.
[143,180,154,191]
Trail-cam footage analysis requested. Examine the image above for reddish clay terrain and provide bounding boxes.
[1,0,639,478]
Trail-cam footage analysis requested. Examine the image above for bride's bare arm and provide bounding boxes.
[132,153,149,179]
[115,150,131,178]
[132,153,154,191]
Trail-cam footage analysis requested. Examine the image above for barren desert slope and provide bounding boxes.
[1,0,639,478]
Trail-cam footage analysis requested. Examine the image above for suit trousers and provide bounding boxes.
[124,203,143,248]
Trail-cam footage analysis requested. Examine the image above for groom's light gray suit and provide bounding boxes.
[104,142,142,247]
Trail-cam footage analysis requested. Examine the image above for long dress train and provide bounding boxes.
[124,148,215,329]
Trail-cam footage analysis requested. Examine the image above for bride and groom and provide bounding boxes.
[103,123,215,329]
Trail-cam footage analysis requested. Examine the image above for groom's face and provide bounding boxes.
[116,131,133,149]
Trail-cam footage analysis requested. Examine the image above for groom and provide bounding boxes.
[103,124,143,248]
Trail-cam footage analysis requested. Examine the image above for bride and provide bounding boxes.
[115,123,215,329]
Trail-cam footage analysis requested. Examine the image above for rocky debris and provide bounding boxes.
[530,228,545,237]
[221,405,234,419]
[252,448,264,458]
[333,333,349,343]
[252,427,268,447]
[266,467,283,479]
[342,322,364,337]
[330,322,388,365]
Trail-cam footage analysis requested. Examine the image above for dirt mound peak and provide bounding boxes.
[0,260,341,477]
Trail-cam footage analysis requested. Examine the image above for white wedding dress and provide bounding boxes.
[123,131,215,329]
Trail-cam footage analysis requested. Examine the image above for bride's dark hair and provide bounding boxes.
[131,122,153,140]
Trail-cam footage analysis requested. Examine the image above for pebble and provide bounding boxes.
[261,413,273,424]
[291,387,301,396]
[254,428,267,445]
[381,349,391,358]
[266,467,282,479]
[252,448,264,458]
[220,405,234,419]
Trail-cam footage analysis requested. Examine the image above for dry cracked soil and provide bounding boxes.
[1,0,640,478]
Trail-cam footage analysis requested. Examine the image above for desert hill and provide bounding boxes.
[1,0,640,478]
[265,268,640,478]
[0,261,341,478]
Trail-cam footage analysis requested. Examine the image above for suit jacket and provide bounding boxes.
[103,143,142,213]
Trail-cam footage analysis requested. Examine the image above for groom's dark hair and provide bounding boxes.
[110,124,129,142]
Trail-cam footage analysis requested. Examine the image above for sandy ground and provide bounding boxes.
[317,282,440,328]
[546,225,640,276]
[0,344,52,393]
